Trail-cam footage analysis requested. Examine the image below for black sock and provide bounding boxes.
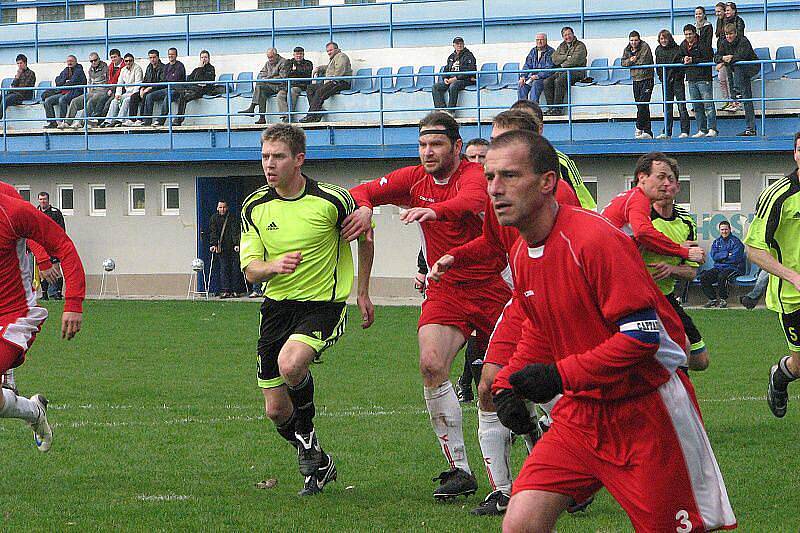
[275,411,298,446]
[775,356,798,389]
[466,336,485,384]
[287,372,315,435]
[459,352,472,387]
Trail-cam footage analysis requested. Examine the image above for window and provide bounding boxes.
[37,4,85,21]
[625,175,636,190]
[15,185,31,203]
[719,175,741,210]
[344,0,375,4]
[57,184,74,214]
[582,177,598,204]
[764,174,784,189]
[175,0,234,13]
[258,0,317,7]
[1,7,17,24]
[90,184,106,216]
[105,1,154,18]
[162,183,180,215]
[129,183,145,215]
[676,177,690,209]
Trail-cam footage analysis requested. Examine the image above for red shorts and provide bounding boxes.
[0,307,48,374]
[485,296,524,367]
[513,374,736,532]
[419,277,511,348]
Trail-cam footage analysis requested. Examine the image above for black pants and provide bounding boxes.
[216,251,239,293]
[175,88,203,122]
[700,267,738,300]
[664,76,690,136]
[543,71,577,112]
[307,81,349,113]
[128,92,144,119]
[633,78,654,135]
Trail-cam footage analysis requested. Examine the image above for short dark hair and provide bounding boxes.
[453,37,465,44]
[490,129,559,178]
[718,220,731,229]
[200,49,210,57]
[634,152,680,182]
[510,99,544,122]
[16,54,27,63]
[261,123,306,157]
[124,53,134,60]
[492,110,542,134]
[168,47,178,55]
[793,131,800,149]
[629,30,641,39]
[326,41,339,50]
[148,49,159,57]
[695,5,706,14]
[419,111,461,143]
[109,48,121,57]
[658,29,675,46]
[465,138,489,149]
[38,192,49,199]
[726,2,737,12]
[293,46,304,53]
[716,1,726,8]
[683,23,698,34]
[561,26,574,36]
[217,199,228,206]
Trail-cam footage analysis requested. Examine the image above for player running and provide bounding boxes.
[240,124,375,495]
[0,190,85,452]
[343,112,511,500]
[485,129,735,532]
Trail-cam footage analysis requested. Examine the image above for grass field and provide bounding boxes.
[1,300,798,531]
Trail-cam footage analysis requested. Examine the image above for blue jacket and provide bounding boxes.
[54,63,86,100]
[522,45,555,80]
[710,234,746,274]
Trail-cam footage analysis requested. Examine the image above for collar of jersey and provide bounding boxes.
[269,174,310,201]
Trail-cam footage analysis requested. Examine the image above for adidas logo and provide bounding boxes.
[792,211,800,220]
[312,330,322,339]
[267,221,279,230]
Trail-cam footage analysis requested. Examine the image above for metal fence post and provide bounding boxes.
[388,3,393,48]
[480,0,486,44]
[35,23,39,63]
[567,68,573,142]
[760,62,766,136]
[662,65,668,137]
[328,6,333,44]
[105,18,110,58]
[185,14,190,56]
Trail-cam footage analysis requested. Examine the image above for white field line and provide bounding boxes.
[136,494,191,502]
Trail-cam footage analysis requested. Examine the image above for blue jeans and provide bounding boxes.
[746,269,769,300]
[142,88,177,122]
[518,78,545,103]
[0,92,24,119]
[731,65,757,131]
[687,80,717,133]
[432,79,470,109]
[43,93,77,122]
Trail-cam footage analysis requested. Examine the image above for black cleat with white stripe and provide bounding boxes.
[432,468,477,501]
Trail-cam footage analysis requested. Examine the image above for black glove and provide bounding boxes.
[493,389,535,435]
[509,363,563,404]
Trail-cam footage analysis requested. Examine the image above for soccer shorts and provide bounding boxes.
[513,373,736,532]
[779,308,800,352]
[419,277,511,349]
[0,307,48,374]
[485,297,524,367]
[257,298,347,389]
[666,292,706,355]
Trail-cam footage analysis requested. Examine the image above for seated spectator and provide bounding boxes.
[518,33,554,104]
[62,51,108,129]
[464,138,489,164]
[125,49,164,127]
[655,29,689,139]
[701,220,746,308]
[172,50,216,127]
[277,46,313,123]
[714,23,758,136]
[543,26,586,116]
[0,54,35,120]
[431,36,476,111]
[43,55,86,129]
[694,6,714,50]
[714,2,735,111]
[299,42,352,123]
[86,48,124,126]
[622,30,654,139]
[102,53,143,127]
[681,24,718,137]
[141,47,185,127]
[238,48,287,124]
[740,268,768,309]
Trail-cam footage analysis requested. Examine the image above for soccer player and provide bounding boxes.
[343,111,511,500]
[485,129,735,532]
[0,190,85,452]
[745,132,800,418]
[240,123,375,495]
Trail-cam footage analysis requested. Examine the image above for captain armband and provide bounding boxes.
[616,309,660,344]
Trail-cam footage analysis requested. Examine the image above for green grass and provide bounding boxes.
[1,301,798,531]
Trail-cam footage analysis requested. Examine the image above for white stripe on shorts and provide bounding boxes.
[2,306,48,350]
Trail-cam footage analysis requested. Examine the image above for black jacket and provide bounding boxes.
[285,58,313,89]
[38,205,65,230]
[444,48,477,83]
[186,63,216,95]
[680,39,714,81]
[715,34,758,76]
[697,23,714,50]
[655,41,685,83]
[209,212,240,254]
[142,61,166,92]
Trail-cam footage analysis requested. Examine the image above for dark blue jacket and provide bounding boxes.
[522,45,556,80]
[710,234,746,274]
[55,63,86,100]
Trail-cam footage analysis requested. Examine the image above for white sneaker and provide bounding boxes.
[121,119,134,127]
[131,120,143,127]
[639,132,653,139]
[70,121,82,129]
[692,131,707,138]
[678,132,689,139]
[656,133,669,139]
[635,128,642,137]
[56,122,68,129]
[706,129,718,137]
[29,394,52,453]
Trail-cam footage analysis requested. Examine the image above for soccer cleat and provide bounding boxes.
[740,295,757,310]
[29,394,52,453]
[295,430,324,476]
[470,490,510,515]
[567,495,595,514]
[298,453,337,496]
[767,364,789,418]
[455,381,474,404]
[432,468,478,500]
[718,299,727,309]
[703,299,718,308]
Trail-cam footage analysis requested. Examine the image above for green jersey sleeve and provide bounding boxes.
[239,187,269,271]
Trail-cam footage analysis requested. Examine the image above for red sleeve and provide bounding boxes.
[555,179,580,207]
[0,181,53,268]
[9,199,86,313]
[626,190,690,259]
[349,168,416,210]
[492,317,554,393]
[429,165,488,221]
[449,197,506,268]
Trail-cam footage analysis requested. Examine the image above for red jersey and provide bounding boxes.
[0,181,52,271]
[350,159,505,284]
[0,193,86,315]
[493,206,687,401]
[601,187,690,259]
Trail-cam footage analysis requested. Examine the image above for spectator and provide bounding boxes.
[681,24,718,138]
[714,2,735,112]
[86,48,123,125]
[101,53,143,128]
[714,23,758,136]
[238,48,287,124]
[0,54,35,120]
[464,138,489,163]
[277,46,313,123]
[431,36,477,111]
[724,2,746,36]
[125,49,164,127]
[299,42,352,123]
[36,192,66,300]
[171,50,216,127]
[42,55,86,129]
[543,26,587,116]
[141,47,185,127]
[208,200,240,299]
[518,33,555,104]
[655,29,689,139]
[740,268,768,309]
[695,6,714,49]
[622,30,654,139]
[62,51,108,129]
[701,220,746,308]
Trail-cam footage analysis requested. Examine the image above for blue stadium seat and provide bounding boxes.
[465,63,498,91]
[753,47,772,79]
[769,46,799,79]
[362,67,392,94]
[341,68,373,95]
[1,78,12,90]
[598,58,629,86]
[204,73,233,98]
[384,65,414,94]
[735,263,759,286]
[485,62,519,90]
[234,71,254,98]
[575,58,609,86]
[411,65,436,93]
[23,80,51,105]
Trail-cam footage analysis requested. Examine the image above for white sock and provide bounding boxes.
[0,389,40,423]
[478,409,512,494]
[424,381,471,474]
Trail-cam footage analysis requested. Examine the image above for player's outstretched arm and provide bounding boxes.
[746,245,800,291]
[243,252,302,284]
[357,228,375,329]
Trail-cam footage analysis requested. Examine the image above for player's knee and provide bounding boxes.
[419,350,448,383]
[502,502,533,533]
[277,348,310,385]
[477,379,494,411]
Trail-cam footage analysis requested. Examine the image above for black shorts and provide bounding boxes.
[257,298,347,389]
[779,308,800,352]
[666,292,705,354]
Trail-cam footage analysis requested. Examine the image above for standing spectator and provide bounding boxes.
[740,269,769,309]
[125,49,164,127]
[622,31,655,139]
[681,24,718,137]
[701,220,746,308]
[715,23,758,136]
[655,29,690,139]
[431,37,477,111]
[724,2,746,36]
[85,48,123,125]
[37,192,66,301]
[277,46,313,123]
[299,42,352,123]
[208,200,241,299]
[543,27,587,116]
[517,33,554,104]
[63,52,108,129]
[714,2,735,112]
[464,138,489,163]
[238,48,287,124]
[171,50,216,127]
[695,6,714,49]
[141,47,184,127]
[42,55,86,129]
[102,53,143,128]
[1,54,35,120]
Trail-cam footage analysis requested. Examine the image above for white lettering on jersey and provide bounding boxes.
[379,177,388,186]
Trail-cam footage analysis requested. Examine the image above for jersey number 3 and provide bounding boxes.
[675,509,693,532]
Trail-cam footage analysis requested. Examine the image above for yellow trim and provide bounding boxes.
[258,376,285,389]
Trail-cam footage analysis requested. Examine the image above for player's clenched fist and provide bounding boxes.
[492,389,535,435]
[271,251,302,275]
[509,363,563,404]
[430,254,454,282]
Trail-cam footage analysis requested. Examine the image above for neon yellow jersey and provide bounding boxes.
[640,205,699,295]
[556,149,596,210]
[240,177,356,302]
